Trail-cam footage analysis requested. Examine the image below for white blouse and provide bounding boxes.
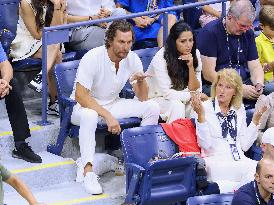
[146,47,202,103]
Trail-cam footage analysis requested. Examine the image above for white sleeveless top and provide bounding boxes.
[10,0,47,61]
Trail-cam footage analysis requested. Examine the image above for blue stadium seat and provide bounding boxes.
[121,125,197,205]
[186,194,234,205]
[120,47,160,99]
[47,60,141,155]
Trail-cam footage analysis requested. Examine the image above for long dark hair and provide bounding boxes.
[164,21,198,90]
[31,0,54,31]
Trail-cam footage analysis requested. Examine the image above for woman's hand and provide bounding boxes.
[252,105,268,126]
[191,92,205,122]
[50,0,67,12]
[178,53,194,68]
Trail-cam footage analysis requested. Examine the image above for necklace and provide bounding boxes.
[223,18,241,75]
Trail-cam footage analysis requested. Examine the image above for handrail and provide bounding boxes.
[39,0,228,125]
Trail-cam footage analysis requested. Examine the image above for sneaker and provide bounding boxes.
[28,72,42,93]
[47,100,59,116]
[12,143,42,163]
[84,172,103,195]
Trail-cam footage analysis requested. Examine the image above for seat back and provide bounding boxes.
[54,60,80,99]
[121,125,178,168]
[0,0,20,54]
[187,194,234,205]
[134,47,160,72]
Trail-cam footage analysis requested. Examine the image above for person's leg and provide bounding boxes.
[263,81,274,95]
[69,26,105,51]
[5,80,42,163]
[153,98,186,123]
[71,104,102,194]
[157,14,177,47]
[31,44,61,102]
[106,98,160,126]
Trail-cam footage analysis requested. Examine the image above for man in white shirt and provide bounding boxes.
[67,0,126,50]
[70,20,160,194]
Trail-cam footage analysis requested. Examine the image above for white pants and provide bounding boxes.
[205,156,257,193]
[151,97,193,123]
[71,98,160,169]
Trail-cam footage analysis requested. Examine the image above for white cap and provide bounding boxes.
[262,127,274,146]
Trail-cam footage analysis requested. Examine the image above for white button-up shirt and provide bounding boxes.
[67,0,116,16]
[71,46,143,106]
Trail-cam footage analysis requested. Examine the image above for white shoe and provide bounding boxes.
[84,172,103,195]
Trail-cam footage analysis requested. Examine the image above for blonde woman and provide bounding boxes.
[191,69,267,193]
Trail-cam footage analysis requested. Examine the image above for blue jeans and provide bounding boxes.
[263,81,274,95]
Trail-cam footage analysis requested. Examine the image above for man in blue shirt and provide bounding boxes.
[0,42,42,163]
[197,0,265,101]
[232,158,274,205]
[116,0,177,48]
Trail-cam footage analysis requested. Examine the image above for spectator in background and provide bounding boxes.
[66,0,126,51]
[198,0,231,27]
[0,42,42,163]
[70,20,160,195]
[146,21,205,123]
[191,69,267,193]
[116,0,177,49]
[261,127,274,159]
[0,163,46,205]
[197,0,265,106]
[10,0,67,116]
[232,158,274,205]
[255,5,274,95]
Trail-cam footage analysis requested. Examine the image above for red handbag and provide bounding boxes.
[161,118,201,156]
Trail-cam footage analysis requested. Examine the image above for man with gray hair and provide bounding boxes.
[197,0,265,103]
[261,127,274,159]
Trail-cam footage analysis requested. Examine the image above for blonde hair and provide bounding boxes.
[211,68,243,109]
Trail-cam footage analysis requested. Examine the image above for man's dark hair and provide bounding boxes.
[259,5,274,29]
[256,161,261,174]
[105,20,135,49]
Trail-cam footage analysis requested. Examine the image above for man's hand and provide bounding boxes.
[98,7,111,18]
[104,113,121,135]
[0,79,12,98]
[133,16,150,28]
[129,72,151,85]
[243,84,261,100]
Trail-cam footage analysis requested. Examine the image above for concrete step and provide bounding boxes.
[2,152,76,193]
[4,172,126,205]
[0,118,60,157]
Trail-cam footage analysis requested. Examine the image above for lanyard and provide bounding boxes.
[223,18,241,75]
[254,181,262,205]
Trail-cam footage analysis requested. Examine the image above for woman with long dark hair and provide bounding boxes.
[146,21,205,123]
[10,0,67,115]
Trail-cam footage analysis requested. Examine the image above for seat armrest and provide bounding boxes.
[124,163,145,204]
[59,96,77,107]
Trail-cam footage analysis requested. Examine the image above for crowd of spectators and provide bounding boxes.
[1,0,274,203]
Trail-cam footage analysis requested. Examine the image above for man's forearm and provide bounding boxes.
[6,176,38,205]
[0,61,13,83]
[133,81,148,101]
[75,83,110,119]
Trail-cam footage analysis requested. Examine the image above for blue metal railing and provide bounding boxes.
[39,0,227,125]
